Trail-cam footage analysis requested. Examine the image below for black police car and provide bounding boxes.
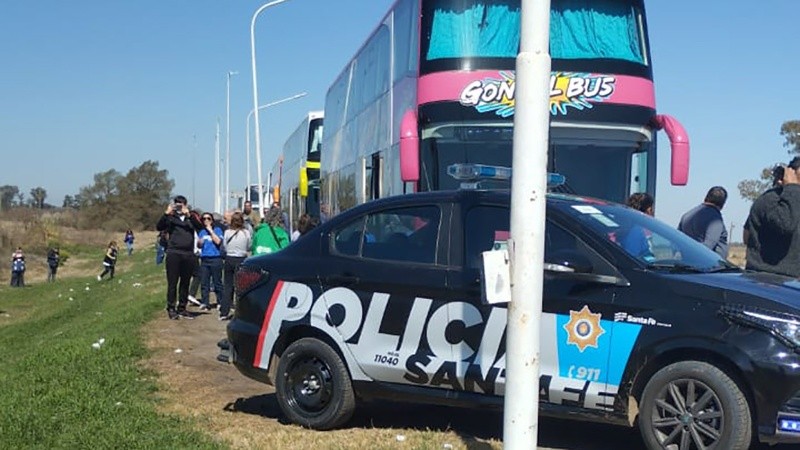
[228,189,800,449]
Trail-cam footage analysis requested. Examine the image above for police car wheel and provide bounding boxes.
[638,361,751,450]
[275,338,355,430]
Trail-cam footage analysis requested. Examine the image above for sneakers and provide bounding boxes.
[187,295,201,306]
[199,304,210,311]
[167,309,179,320]
[176,310,195,320]
[97,275,102,281]
[218,314,232,321]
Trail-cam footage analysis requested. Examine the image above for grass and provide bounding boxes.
[0,246,224,450]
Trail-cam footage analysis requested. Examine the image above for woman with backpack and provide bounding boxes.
[47,247,60,282]
[251,206,289,256]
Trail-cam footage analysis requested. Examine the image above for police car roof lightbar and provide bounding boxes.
[447,163,565,189]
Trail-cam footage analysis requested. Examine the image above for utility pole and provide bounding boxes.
[214,119,221,213]
[192,133,198,206]
[225,70,238,212]
[504,0,552,448]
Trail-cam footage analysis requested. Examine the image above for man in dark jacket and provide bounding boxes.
[678,186,729,258]
[156,195,203,320]
[744,157,800,278]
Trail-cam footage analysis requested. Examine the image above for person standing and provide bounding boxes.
[197,212,224,311]
[97,241,118,280]
[124,229,135,256]
[621,193,655,261]
[47,247,60,282]
[744,157,800,277]
[10,247,25,287]
[156,195,203,320]
[242,200,260,234]
[220,212,251,320]
[252,206,290,255]
[677,186,729,258]
[155,230,168,265]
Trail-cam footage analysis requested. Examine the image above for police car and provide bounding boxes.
[228,167,800,449]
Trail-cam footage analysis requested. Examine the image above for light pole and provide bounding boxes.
[245,92,307,203]
[251,0,292,216]
[225,70,238,212]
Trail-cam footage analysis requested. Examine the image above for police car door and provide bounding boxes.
[322,204,454,386]
[541,217,628,412]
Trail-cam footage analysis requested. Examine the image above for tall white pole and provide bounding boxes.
[251,0,292,217]
[504,0,552,448]
[192,133,198,205]
[225,70,238,212]
[246,92,307,206]
[214,119,221,213]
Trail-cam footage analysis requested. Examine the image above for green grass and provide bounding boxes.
[0,247,224,450]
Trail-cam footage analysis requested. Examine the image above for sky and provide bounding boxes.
[1,0,798,242]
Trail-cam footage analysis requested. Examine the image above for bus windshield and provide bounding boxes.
[420,124,650,203]
[308,117,323,163]
[424,0,647,64]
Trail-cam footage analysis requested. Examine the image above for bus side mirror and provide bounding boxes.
[299,166,308,197]
[653,114,690,186]
[400,110,419,182]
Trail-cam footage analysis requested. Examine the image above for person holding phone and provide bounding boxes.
[156,195,203,320]
[744,157,800,277]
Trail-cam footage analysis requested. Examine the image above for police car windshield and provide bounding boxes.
[554,198,736,272]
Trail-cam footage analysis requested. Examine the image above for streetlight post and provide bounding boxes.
[245,92,307,203]
[225,70,239,212]
[251,0,292,216]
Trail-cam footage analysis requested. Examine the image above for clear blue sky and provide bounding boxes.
[1,1,797,242]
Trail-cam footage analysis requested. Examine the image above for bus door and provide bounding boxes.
[365,152,383,202]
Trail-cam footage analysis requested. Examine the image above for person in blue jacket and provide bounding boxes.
[197,212,224,311]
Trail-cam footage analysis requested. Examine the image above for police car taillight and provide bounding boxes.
[446,163,565,189]
[235,266,268,294]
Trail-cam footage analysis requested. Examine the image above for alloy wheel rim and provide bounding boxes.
[650,378,724,450]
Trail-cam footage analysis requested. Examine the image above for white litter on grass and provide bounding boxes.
[99,338,105,344]
[2,313,10,318]
[118,280,122,284]
[85,286,90,291]
[69,288,74,292]
[115,401,122,406]
[95,312,103,316]
[91,343,101,350]
[396,435,406,442]
[68,297,74,301]
[58,294,62,298]
[174,349,183,354]
[443,444,453,449]
[132,283,143,288]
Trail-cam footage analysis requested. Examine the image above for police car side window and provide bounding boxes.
[362,206,441,264]
[333,217,366,256]
[545,221,617,277]
[465,206,510,269]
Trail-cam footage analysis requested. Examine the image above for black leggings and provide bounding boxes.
[165,252,197,311]
[221,256,246,316]
[99,265,115,279]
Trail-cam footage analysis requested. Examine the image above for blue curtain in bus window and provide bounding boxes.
[550,0,644,64]
[427,1,520,60]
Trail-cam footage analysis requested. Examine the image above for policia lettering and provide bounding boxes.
[257,281,642,411]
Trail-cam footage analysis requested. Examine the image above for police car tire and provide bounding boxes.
[638,360,751,450]
[275,338,355,430]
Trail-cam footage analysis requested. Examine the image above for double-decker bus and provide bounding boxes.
[273,111,324,229]
[322,0,689,215]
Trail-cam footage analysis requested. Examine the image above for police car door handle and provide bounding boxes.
[325,275,360,286]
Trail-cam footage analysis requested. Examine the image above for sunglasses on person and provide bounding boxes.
[202,216,213,221]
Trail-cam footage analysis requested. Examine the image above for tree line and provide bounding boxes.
[1,160,174,231]
[737,120,800,201]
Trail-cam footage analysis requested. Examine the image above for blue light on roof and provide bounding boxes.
[446,163,566,188]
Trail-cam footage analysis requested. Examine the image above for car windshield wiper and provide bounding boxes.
[703,265,743,273]
[645,262,706,273]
